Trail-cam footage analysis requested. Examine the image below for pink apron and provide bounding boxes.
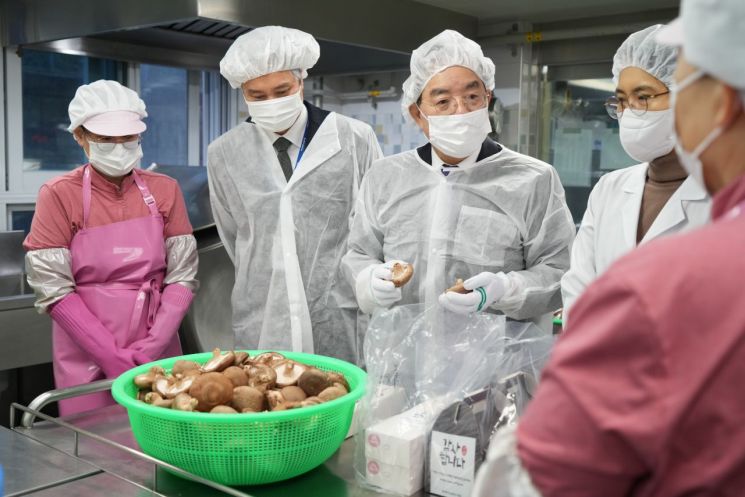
[52,166,182,415]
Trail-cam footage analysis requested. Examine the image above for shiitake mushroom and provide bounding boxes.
[326,372,350,392]
[252,351,286,366]
[172,360,200,376]
[201,348,236,373]
[211,405,238,414]
[232,386,266,412]
[133,366,166,390]
[144,392,173,408]
[391,262,414,287]
[318,385,347,402]
[172,392,198,411]
[297,368,329,397]
[244,364,277,392]
[281,386,308,402]
[301,396,323,407]
[233,351,250,366]
[223,366,249,387]
[153,374,196,399]
[274,361,307,388]
[189,372,234,412]
[446,278,469,294]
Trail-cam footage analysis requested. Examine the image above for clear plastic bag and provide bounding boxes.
[354,304,554,496]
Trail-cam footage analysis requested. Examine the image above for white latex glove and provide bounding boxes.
[439,271,509,315]
[355,261,406,314]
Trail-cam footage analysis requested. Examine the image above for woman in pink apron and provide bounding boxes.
[23,80,198,416]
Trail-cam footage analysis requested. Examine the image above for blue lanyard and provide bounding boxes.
[295,119,311,169]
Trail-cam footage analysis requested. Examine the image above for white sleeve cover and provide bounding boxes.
[25,247,75,313]
[472,425,545,497]
[164,234,199,292]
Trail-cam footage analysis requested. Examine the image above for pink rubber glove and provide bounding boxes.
[129,283,194,360]
[50,293,151,377]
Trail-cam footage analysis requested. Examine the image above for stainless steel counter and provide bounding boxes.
[0,425,100,496]
[7,403,428,496]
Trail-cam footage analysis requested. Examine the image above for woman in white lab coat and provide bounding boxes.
[561,25,711,324]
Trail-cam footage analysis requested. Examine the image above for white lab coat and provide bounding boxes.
[561,163,710,324]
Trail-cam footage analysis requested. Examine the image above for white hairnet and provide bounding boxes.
[401,30,495,119]
[219,26,320,89]
[612,25,678,88]
[67,80,147,133]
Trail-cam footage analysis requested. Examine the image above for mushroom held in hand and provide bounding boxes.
[201,348,236,373]
[232,386,266,412]
[446,278,470,294]
[189,372,234,412]
[297,368,329,397]
[391,262,414,288]
[274,361,308,388]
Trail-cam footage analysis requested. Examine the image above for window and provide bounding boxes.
[8,205,35,235]
[21,50,125,171]
[139,64,188,167]
[539,78,635,224]
[340,100,424,156]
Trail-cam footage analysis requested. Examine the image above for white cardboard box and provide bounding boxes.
[346,384,407,439]
[365,457,423,496]
[364,396,453,469]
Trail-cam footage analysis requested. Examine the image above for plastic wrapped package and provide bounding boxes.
[353,304,554,496]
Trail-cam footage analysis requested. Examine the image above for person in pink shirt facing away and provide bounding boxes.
[23,80,198,416]
[472,0,745,495]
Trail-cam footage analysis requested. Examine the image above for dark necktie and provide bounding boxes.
[273,137,293,181]
[442,163,457,177]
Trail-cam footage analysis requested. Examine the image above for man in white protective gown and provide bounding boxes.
[342,30,575,330]
[208,26,382,364]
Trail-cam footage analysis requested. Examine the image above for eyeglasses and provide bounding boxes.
[88,140,141,152]
[420,93,489,115]
[82,128,140,151]
[604,90,670,119]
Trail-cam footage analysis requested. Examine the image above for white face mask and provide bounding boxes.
[420,107,491,159]
[619,109,675,163]
[88,141,142,177]
[671,70,723,190]
[245,89,304,133]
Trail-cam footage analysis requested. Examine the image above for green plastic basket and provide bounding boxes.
[112,351,366,486]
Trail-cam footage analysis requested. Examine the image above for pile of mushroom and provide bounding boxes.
[132,349,351,414]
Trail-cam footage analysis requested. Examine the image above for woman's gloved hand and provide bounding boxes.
[439,271,509,314]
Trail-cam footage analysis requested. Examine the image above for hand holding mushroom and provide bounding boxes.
[355,260,413,314]
[439,272,510,314]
